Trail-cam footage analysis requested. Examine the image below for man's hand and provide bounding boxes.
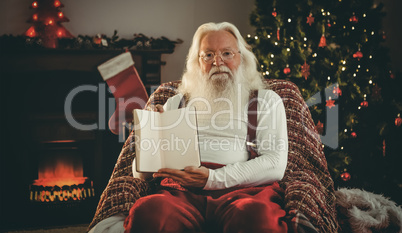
[150,104,164,112]
[153,166,209,188]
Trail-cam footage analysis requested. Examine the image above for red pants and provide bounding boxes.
[124,182,288,233]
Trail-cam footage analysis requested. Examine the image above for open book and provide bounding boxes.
[133,106,201,172]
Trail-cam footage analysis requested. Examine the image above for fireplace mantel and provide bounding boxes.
[1,48,173,91]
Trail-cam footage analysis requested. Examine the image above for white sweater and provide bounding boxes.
[163,89,288,190]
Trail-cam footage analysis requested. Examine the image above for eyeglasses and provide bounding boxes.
[199,50,240,64]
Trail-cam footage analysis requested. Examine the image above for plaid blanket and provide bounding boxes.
[88,79,338,232]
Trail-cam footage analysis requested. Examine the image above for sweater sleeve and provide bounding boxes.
[203,90,288,190]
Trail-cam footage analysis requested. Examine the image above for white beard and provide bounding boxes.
[179,65,252,122]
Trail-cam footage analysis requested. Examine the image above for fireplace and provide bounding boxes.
[0,48,171,230]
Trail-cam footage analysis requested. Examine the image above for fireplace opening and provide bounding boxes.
[30,141,95,203]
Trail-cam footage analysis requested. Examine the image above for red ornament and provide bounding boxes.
[307,13,315,26]
[341,171,351,181]
[315,121,324,134]
[395,114,402,127]
[349,14,359,23]
[301,61,310,80]
[319,35,327,47]
[277,27,280,41]
[371,85,382,101]
[283,66,291,75]
[351,132,357,138]
[272,8,277,17]
[326,98,336,109]
[353,51,363,60]
[360,100,368,107]
[333,86,342,97]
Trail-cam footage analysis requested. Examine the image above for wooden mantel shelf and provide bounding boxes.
[0,48,173,88]
[1,48,173,72]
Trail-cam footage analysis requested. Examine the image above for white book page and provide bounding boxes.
[133,107,200,172]
[133,109,162,172]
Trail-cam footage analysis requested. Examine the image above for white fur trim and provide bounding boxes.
[336,188,402,233]
[97,52,134,81]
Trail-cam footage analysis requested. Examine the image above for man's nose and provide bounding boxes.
[213,54,225,66]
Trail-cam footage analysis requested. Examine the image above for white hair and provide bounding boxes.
[179,22,264,94]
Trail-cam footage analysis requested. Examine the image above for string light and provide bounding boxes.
[353,73,357,77]
[369,55,373,59]
[363,14,367,17]
[247,34,251,38]
[369,80,373,84]
[288,18,292,23]
[286,48,290,52]
[366,69,369,72]
[328,76,331,80]
[274,42,278,45]
[352,26,355,30]
[342,67,346,71]
[270,54,275,58]
[313,53,317,57]
[254,36,258,40]
[304,37,307,41]
[358,65,361,68]
[290,36,294,40]
[267,35,271,38]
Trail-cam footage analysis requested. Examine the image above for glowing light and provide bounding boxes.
[313,53,317,57]
[274,42,278,45]
[270,62,274,65]
[352,26,355,30]
[304,37,307,41]
[369,55,373,59]
[328,76,331,80]
[290,36,294,40]
[57,29,63,37]
[371,31,375,35]
[58,12,64,18]
[286,48,290,52]
[369,80,373,84]
[344,129,348,132]
[288,18,292,23]
[32,1,38,8]
[342,60,346,65]
[353,73,357,77]
[54,0,61,7]
[363,14,367,17]
[270,54,275,58]
[32,14,38,21]
[247,34,251,38]
[267,35,271,38]
[25,26,36,37]
[358,65,361,68]
[254,36,258,40]
[342,67,346,71]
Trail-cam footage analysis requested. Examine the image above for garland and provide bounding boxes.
[0,30,183,51]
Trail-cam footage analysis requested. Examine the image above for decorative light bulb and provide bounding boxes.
[270,54,275,58]
[328,76,331,80]
[267,35,271,38]
[32,1,38,8]
[270,62,274,65]
[33,14,38,21]
[288,18,292,23]
[58,12,63,18]
[304,37,307,41]
[353,73,357,77]
[247,34,251,38]
[290,36,294,40]
[54,0,61,7]
[371,31,375,35]
[363,14,367,17]
[286,48,290,52]
[342,67,346,71]
[369,55,373,59]
[254,36,258,40]
[352,26,355,30]
[358,65,361,68]
[274,42,278,45]
[369,80,373,84]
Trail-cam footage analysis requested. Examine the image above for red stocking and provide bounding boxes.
[98,52,148,135]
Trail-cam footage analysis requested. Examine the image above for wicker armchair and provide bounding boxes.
[88,79,338,233]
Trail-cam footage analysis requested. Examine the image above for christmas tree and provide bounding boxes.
[247,0,402,203]
[24,0,73,48]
